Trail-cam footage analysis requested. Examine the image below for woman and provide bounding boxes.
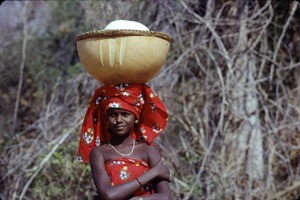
[76,84,172,200]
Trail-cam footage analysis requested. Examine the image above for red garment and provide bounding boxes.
[76,84,168,162]
[105,157,154,197]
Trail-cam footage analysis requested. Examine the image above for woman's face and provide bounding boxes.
[107,108,135,136]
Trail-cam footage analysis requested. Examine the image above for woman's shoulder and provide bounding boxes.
[140,142,162,166]
[91,144,109,152]
[136,141,155,149]
[90,144,110,160]
[135,142,160,156]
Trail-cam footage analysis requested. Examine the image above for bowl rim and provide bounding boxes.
[76,29,173,42]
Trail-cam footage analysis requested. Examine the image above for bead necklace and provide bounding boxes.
[108,139,135,157]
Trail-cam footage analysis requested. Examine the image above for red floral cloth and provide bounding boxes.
[76,84,168,162]
[105,157,154,197]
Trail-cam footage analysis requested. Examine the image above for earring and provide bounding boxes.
[134,120,138,124]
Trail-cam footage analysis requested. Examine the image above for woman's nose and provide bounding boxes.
[116,114,123,122]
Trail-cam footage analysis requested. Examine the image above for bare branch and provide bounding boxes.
[13,1,28,132]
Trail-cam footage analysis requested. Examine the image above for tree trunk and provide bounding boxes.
[230,2,264,187]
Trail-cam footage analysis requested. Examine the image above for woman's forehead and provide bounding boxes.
[107,108,134,114]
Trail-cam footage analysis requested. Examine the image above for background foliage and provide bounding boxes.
[1,0,300,199]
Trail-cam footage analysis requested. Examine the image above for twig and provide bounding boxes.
[271,181,300,199]
[277,62,300,71]
[183,42,226,200]
[269,1,299,83]
[19,122,81,200]
[13,1,28,132]
[178,0,232,70]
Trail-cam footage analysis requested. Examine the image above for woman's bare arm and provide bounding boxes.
[129,145,172,200]
[90,146,170,200]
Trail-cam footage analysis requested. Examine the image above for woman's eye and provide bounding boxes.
[122,113,130,117]
[108,112,116,117]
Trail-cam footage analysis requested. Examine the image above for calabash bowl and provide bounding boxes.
[76,30,172,84]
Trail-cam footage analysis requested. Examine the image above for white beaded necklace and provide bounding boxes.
[108,139,135,157]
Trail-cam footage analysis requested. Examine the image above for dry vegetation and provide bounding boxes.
[1,0,300,200]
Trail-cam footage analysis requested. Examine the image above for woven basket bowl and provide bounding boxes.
[76,30,172,84]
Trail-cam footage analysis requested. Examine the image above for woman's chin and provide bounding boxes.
[111,128,131,136]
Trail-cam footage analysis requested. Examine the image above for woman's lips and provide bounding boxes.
[114,126,125,129]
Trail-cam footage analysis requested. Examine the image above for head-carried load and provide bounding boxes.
[76,20,172,162]
[76,20,172,84]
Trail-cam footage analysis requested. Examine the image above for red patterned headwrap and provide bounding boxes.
[76,84,168,162]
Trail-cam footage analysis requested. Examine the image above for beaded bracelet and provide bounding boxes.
[136,178,143,188]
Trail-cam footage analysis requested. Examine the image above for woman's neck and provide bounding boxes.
[109,131,133,146]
